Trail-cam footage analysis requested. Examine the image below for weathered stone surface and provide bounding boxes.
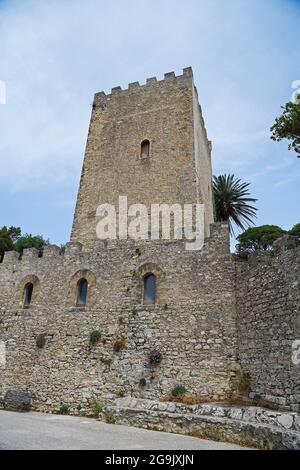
[236,240,300,409]
[3,389,31,411]
[277,413,294,429]
[101,398,300,450]
[0,68,299,430]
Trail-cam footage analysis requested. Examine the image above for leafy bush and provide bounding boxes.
[147,349,162,366]
[113,336,126,352]
[289,223,300,239]
[252,394,261,405]
[90,330,101,345]
[89,396,102,417]
[59,404,69,415]
[236,225,286,253]
[139,378,146,387]
[100,357,112,367]
[105,414,116,424]
[36,334,46,349]
[171,385,188,397]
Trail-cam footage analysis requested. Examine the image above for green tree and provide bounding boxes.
[213,174,258,235]
[289,223,300,239]
[270,99,300,157]
[14,234,49,255]
[236,225,286,253]
[0,226,21,260]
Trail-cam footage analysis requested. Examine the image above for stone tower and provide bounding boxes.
[71,67,214,245]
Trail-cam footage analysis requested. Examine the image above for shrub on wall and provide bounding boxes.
[59,404,69,415]
[90,330,101,345]
[139,378,146,387]
[89,396,103,417]
[147,349,162,366]
[113,336,126,352]
[36,334,46,349]
[105,414,116,424]
[100,357,112,367]
[171,385,188,398]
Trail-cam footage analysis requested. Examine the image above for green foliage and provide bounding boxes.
[14,234,49,256]
[36,334,46,349]
[117,389,126,398]
[59,404,69,415]
[59,244,66,255]
[113,336,126,352]
[105,414,116,424]
[89,396,102,417]
[252,394,262,405]
[270,100,300,157]
[90,330,101,345]
[139,378,146,387]
[171,385,188,397]
[100,357,112,367]
[0,225,50,260]
[212,174,257,235]
[289,223,300,239]
[0,226,21,260]
[236,225,286,253]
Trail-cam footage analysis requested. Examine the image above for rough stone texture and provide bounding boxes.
[3,389,31,411]
[71,67,214,243]
[0,67,299,439]
[236,239,300,409]
[0,224,238,411]
[101,398,300,450]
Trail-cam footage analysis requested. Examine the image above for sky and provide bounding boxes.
[0,0,299,249]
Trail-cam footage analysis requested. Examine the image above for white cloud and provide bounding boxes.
[0,0,299,195]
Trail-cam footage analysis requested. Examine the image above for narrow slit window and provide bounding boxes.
[76,279,88,306]
[141,140,150,158]
[23,283,33,308]
[143,273,156,304]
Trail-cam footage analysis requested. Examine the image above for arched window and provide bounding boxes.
[141,140,150,158]
[23,283,33,308]
[76,278,88,306]
[143,273,156,304]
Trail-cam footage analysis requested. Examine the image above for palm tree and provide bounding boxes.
[212,174,258,235]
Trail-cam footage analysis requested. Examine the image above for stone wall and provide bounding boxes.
[0,223,238,412]
[102,397,300,450]
[71,67,214,245]
[236,237,300,410]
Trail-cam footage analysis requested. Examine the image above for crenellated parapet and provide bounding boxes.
[0,222,230,277]
[94,67,194,106]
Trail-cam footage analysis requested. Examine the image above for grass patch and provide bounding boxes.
[89,396,103,417]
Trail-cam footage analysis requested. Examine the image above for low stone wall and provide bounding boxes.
[101,397,300,450]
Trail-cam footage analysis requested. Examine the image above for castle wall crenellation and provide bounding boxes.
[94,67,194,102]
[0,223,239,411]
[0,222,230,271]
[0,67,299,416]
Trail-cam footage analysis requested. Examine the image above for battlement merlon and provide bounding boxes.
[93,67,194,106]
[0,223,232,271]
